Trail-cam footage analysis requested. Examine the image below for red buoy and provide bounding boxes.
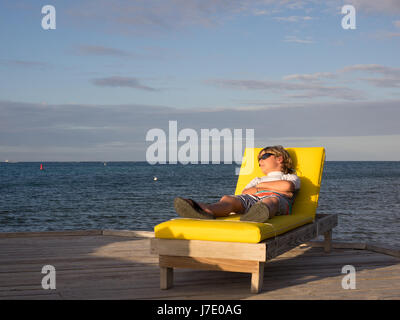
[40,163,43,170]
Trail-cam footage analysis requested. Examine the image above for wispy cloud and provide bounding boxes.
[91,76,158,91]
[274,15,314,22]
[252,9,270,16]
[284,64,400,89]
[283,72,336,82]
[283,35,314,44]
[346,0,400,14]
[339,64,400,76]
[0,59,49,68]
[339,64,400,88]
[71,44,176,61]
[360,77,400,88]
[205,78,364,100]
[62,0,326,35]
[74,45,131,57]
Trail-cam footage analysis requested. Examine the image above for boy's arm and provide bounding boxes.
[256,180,295,193]
[241,177,259,194]
[241,187,258,194]
[242,180,295,196]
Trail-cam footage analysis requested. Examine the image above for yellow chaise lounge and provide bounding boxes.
[150,147,338,293]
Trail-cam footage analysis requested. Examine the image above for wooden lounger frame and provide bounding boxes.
[150,213,338,293]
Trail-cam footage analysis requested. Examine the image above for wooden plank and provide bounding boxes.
[366,242,400,258]
[159,255,260,273]
[251,262,264,294]
[263,214,338,260]
[0,230,103,238]
[151,238,266,261]
[264,222,317,260]
[316,214,338,236]
[323,230,332,253]
[306,241,367,250]
[102,230,154,238]
[306,241,400,258]
[160,267,173,290]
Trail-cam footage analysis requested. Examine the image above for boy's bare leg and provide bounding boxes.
[197,195,245,217]
[190,195,279,219]
[240,197,280,222]
[259,197,279,219]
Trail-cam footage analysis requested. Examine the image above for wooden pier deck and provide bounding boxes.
[0,230,399,300]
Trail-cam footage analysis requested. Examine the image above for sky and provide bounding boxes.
[0,0,400,161]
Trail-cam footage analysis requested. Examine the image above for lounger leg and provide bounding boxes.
[250,262,265,294]
[324,230,332,253]
[160,266,173,290]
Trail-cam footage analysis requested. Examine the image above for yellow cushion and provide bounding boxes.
[154,214,314,243]
[154,147,325,243]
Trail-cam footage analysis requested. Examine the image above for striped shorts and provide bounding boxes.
[235,191,293,216]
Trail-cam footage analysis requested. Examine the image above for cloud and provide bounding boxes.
[71,45,171,60]
[61,0,327,35]
[285,86,364,100]
[339,64,400,88]
[283,72,336,82]
[0,59,49,68]
[58,0,400,38]
[384,32,400,38]
[339,64,400,76]
[252,9,270,16]
[91,76,158,91]
[361,78,400,88]
[74,45,131,57]
[282,64,400,90]
[1,99,400,160]
[205,78,364,100]
[205,64,400,101]
[66,0,250,34]
[273,16,314,22]
[345,0,400,14]
[206,79,301,90]
[283,35,314,44]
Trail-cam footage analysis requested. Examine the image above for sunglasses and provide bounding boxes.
[258,153,275,161]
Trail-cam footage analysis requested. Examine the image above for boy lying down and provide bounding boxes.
[174,145,300,223]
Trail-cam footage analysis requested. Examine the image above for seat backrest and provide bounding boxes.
[234,147,325,218]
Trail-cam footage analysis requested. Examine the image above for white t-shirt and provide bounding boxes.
[244,171,301,191]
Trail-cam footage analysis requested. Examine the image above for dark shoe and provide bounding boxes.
[174,197,215,219]
[240,201,270,222]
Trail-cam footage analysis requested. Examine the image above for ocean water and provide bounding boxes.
[0,161,399,246]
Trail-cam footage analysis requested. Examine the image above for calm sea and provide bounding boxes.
[0,161,399,246]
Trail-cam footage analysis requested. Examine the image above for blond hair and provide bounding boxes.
[258,145,295,174]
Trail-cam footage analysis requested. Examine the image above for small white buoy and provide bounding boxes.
[153,176,158,181]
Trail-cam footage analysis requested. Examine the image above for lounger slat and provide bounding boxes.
[151,238,266,261]
[159,255,260,273]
